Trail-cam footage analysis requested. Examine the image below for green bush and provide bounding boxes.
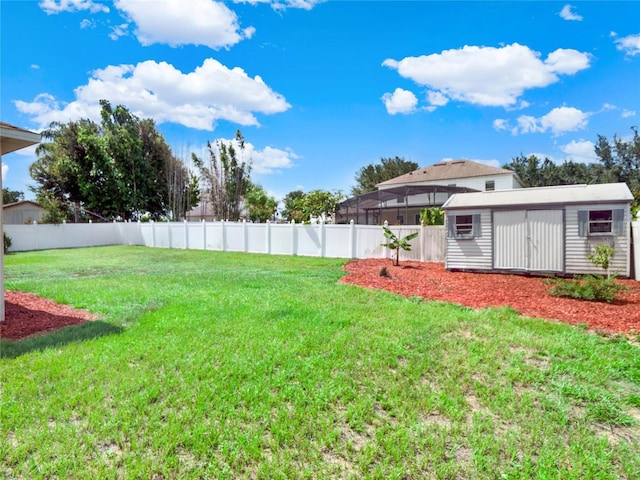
[3,231,11,254]
[544,274,627,303]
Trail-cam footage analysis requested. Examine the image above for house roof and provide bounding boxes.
[3,200,44,210]
[443,183,634,210]
[0,122,41,155]
[377,159,520,187]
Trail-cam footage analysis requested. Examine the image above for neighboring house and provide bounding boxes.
[443,183,634,277]
[338,159,523,225]
[186,202,215,222]
[3,200,45,224]
[1,122,42,321]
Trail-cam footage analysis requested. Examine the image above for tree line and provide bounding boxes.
[502,128,639,214]
[24,99,639,223]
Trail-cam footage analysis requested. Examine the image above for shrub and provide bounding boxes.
[545,275,627,303]
[419,207,444,226]
[3,231,11,254]
[544,244,626,303]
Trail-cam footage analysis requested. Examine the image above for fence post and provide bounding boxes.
[319,220,325,257]
[420,223,425,263]
[383,221,389,261]
[202,219,207,251]
[184,220,189,249]
[349,220,356,259]
[222,220,227,252]
[291,220,297,256]
[150,221,156,248]
[266,220,271,254]
[243,219,248,253]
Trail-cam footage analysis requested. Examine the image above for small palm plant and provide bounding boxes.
[381,226,418,266]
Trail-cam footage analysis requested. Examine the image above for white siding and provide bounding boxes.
[445,210,492,270]
[565,204,630,277]
[527,210,564,272]
[493,210,528,270]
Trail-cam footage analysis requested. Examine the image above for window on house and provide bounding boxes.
[485,180,495,191]
[447,213,481,239]
[578,208,625,236]
[396,215,404,225]
[396,195,405,204]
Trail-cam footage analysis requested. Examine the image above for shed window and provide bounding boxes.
[485,180,495,191]
[578,208,625,236]
[447,213,481,239]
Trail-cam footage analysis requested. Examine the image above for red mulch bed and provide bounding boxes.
[1,291,98,341]
[342,259,640,335]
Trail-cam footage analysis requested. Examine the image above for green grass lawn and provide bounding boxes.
[2,246,639,479]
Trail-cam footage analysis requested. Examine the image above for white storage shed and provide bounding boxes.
[442,183,634,277]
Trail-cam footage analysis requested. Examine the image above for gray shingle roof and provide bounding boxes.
[377,159,518,187]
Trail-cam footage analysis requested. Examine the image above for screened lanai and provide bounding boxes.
[336,184,478,225]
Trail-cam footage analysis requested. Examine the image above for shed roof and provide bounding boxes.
[3,200,44,210]
[377,159,520,187]
[442,183,634,210]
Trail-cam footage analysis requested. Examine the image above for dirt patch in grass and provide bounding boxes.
[1,290,98,340]
[342,259,640,336]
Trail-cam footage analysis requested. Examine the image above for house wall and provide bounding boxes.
[380,174,521,209]
[444,209,493,271]
[565,203,630,277]
[3,204,45,224]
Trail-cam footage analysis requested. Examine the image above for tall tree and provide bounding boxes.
[192,130,252,221]
[245,184,277,222]
[351,156,419,196]
[2,189,24,204]
[281,190,305,223]
[30,100,190,222]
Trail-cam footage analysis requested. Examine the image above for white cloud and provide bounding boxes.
[80,18,95,29]
[381,88,418,115]
[113,0,254,49]
[39,0,109,14]
[196,138,298,175]
[515,106,590,136]
[614,33,640,56]
[382,43,590,108]
[622,109,636,118]
[493,118,510,132]
[560,139,597,163]
[14,58,291,131]
[2,164,8,181]
[233,0,324,10]
[109,23,130,41]
[30,64,40,70]
[559,4,583,21]
[427,90,448,107]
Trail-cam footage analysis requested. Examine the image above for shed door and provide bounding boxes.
[493,210,564,272]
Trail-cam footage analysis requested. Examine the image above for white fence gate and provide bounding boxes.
[4,221,446,263]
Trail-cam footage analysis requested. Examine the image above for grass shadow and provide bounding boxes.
[1,320,123,359]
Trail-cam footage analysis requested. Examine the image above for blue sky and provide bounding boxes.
[2,1,639,202]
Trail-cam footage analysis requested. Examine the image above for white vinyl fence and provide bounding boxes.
[4,221,446,263]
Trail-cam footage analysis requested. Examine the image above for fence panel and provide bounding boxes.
[270,224,294,255]
[4,221,447,262]
[325,225,352,258]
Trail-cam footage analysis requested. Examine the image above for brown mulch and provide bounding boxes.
[1,291,98,341]
[341,259,640,336]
